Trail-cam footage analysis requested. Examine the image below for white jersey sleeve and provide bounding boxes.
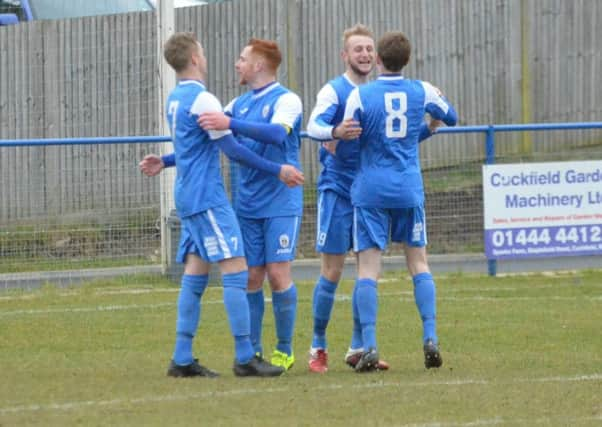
[223,97,237,116]
[306,84,339,140]
[271,92,303,129]
[190,91,232,140]
[343,87,363,121]
[421,81,450,114]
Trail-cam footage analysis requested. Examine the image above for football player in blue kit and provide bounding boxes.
[142,32,303,378]
[306,25,441,373]
[198,38,303,371]
[341,31,457,371]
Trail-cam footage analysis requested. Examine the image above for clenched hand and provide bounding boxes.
[198,112,231,131]
[139,154,164,177]
[279,164,304,187]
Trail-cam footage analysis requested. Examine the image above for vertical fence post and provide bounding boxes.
[157,0,176,274]
[485,126,497,276]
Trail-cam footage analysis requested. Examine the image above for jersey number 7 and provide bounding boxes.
[168,100,180,137]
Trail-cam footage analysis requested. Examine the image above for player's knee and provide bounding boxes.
[183,253,209,275]
[247,267,265,291]
[321,264,343,283]
[266,263,292,291]
[407,261,430,277]
[321,254,345,282]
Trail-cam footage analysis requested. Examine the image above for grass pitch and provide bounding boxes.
[1,270,601,426]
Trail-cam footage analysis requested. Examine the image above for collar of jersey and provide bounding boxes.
[252,81,280,98]
[377,74,404,81]
[178,79,206,89]
[342,72,358,87]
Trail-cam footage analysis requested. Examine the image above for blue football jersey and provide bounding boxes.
[344,75,456,208]
[225,82,303,218]
[166,80,232,217]
[306,74,359,198]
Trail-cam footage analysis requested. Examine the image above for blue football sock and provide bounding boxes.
[272,283,297,355]
[350,281,363,350]
[311,276,338,349]
[356,278,378,350]
[173,274,208,365]
[222,271,255,364]
[413,272,438,344]
[246,288,264,355]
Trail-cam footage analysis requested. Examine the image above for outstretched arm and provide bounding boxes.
[199,92,303,147]
[215,133,303,187]
[198,111,288,145]
[139,153,173,176]
[138,141,303,187]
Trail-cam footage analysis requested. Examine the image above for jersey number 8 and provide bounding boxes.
[384,92,408,138]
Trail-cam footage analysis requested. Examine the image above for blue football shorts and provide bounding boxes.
[315,190,353,254]
[176,204,245,264]
[353,204,428,252]
[237,215,302,267]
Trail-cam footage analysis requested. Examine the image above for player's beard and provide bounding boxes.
[349,61,372,77]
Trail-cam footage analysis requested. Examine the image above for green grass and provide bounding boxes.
[1,270,601,426]
[0,220,160,273]
[0,256,156,274]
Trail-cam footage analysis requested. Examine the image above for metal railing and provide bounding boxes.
[2,121,602,277]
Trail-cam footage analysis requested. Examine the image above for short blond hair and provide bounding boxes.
[342,24,374,49]
[164,32,199,72]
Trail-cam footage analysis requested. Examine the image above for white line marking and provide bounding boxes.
[1,279,598,302]
[0,303,175,317]
[0,373,600,415]
[92,288,179,295]
[404,414,602,427]
[2,291,601,317]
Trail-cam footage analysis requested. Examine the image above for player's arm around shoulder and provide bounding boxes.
[307,84,339,141]
[336,87,362,142]
[193,92,303,187]
[272,91,303,136]
[140,91,226,176]
[192,91,234,137]
[422,81,458,127]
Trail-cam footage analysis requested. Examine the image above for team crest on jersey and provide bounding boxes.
[279,234,290,248]
[262,105,270,118]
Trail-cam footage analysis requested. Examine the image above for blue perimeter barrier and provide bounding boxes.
[2,121,602,276]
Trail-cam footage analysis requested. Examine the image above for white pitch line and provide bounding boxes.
[2,292,601,317]
[0,285,593,304]
[93,288,180,295]
[0,303,175,317]
[1,279,598,302]
[338,292,602,302]
[0,373,600,416]
[390,294,602,302]
[404,413,602,427]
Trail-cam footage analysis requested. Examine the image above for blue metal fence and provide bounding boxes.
[2,121,602,276]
